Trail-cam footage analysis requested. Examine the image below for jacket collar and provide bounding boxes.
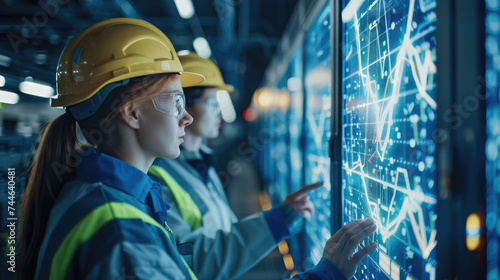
[77,149,171,226]
[181,144,217,165]
[77,149,155,203]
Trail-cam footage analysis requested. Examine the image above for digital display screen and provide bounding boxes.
[259,50,303,202]
[303,0,332,265]
[288,48,304,194]
[263,63,295,201]
[341,0,438,279]
[485,1,500,278]
[268,84,290,200]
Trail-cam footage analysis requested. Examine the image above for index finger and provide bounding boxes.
[339,218,377,255]
[288,181,323,200]
[328,219,365,244]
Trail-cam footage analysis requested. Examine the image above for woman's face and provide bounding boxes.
[185,87,222,139]
[137,75,193,158]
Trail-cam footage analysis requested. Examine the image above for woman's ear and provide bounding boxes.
[119,102,141,129]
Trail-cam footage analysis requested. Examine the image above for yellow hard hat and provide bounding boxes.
[178,52,234,92]
[52,18,205,107]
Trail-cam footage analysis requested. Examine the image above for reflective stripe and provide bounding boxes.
[149,165,203,231]
[183,257,198,280]
[49,202,197,280]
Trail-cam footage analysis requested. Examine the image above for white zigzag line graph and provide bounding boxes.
[344,156,437,259]
[350,0,437,162]
[342,0,438,259]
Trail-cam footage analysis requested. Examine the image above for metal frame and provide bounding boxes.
[330,0,342,234]
[436,0,487,278]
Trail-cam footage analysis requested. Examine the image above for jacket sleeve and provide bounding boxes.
[83,241,189,280]
[191,212,277,280]
[164,193,304,280]
[193,204,305,280]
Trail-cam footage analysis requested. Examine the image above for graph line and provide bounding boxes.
[344,156,437,259]
[342,0,438,261]
[350,0,437,162]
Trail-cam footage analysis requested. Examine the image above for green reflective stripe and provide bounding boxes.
[49,202,197,280]
[149,165,203,231]
[183,257,198,280]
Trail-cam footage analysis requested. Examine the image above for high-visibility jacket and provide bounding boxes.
[35,150,196,280]
[149,145,305,280]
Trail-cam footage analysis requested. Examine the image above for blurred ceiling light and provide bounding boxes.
[466,213,481,251]
[243,108,258,122]
[277,90,290,111]
[257,88,273,110]
[19,81,55,98]
[0,54,11,67]
[34,53,48,65]
[16,122,34,137]
[287,77,302,92]
[283,254,294,271]
[174,0,195,19]
[0,75,5,87]
[177,50,191,56]
[193,37,212,59]
[0,90,20,104]
[217,90,236,123]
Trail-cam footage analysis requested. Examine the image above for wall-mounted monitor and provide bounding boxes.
[486,0,500,278]
[303,0,333,265]
[341,0,438,278]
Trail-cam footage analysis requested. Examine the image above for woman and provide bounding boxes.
[19,18,204,280]
[18,18,376,280]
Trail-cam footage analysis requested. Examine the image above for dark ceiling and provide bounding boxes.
[0,0,298,115]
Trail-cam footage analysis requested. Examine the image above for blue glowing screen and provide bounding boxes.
[486,1,500,279]
[288,48,304,194]
[303,1,332,265]
[341,0,438,279]
[258,48,304,203]
[268,79,291,200]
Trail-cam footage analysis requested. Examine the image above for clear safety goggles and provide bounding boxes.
[187,98,221,117]
[152,92,186,118]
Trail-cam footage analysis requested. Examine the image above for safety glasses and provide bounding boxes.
[152,92,186,118]
[187,98,221,117]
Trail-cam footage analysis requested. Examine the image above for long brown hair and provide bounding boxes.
[18,74,176,280]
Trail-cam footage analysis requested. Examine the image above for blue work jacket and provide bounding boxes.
[35,150,196,279]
